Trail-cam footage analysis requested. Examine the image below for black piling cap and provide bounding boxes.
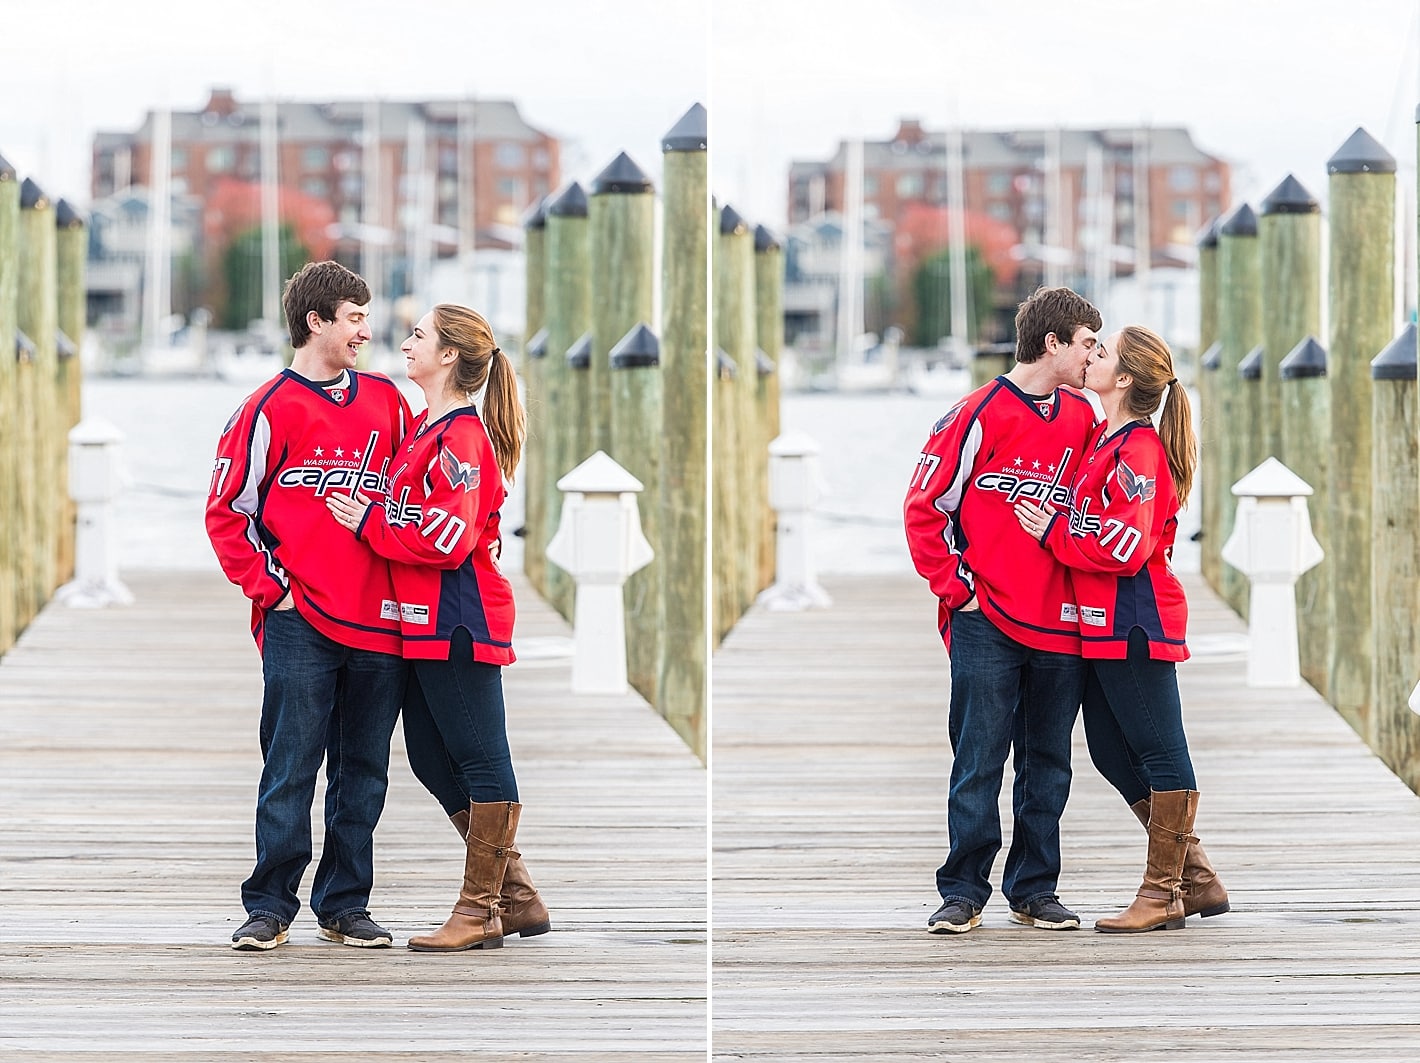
[756,348,776,376]
[1238,345,1264,380]
[56,199,85,228]
[14,328,35,363]
[663,103,707,153]
[1279,336,1327,379]
[56,329,77,359]
[1196,218,1220,249]
[609,322,660,369]
[592,152,653,195]
[1219,203,1257,237]
[523,197,548,230]
[0,152,14,180]
[525,327,549,359]
[716,348,737,380]
[1371,322,1417,381]
[20,177,47,209]
[547,182,588,219]
[1261,175,1319,216]
[566,331,593,369]
[1327,127,1396,175]
[720,204,749,235]
[1200,341,1223,370]
[754,224,781,253]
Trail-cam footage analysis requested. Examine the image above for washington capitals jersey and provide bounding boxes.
[355,407,515,665]
[904,376,1096,653]
[1039,419,1189,661]
[205,369,412,654]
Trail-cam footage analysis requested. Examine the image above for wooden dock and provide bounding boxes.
[712,573,1420,1060]
[0,571,706,1061]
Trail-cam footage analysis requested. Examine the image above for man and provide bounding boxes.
[207,261,412,951]
[903,286,1102,934]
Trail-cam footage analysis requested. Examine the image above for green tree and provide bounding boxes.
[912,245,995,348]
[221,224,309,330]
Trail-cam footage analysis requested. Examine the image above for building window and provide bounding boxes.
[862,175,878,196]
[532,148,548,169]
[896,173,924,198]
[987,171,1011,196]
[301,177,329,198]
[1168,166,1197,193]
[496,143,524,169]
[303,146,329,171]
[207,146,234,173]
[988,202,1013,222]
[497,177,525,203]
[170,148,188,171]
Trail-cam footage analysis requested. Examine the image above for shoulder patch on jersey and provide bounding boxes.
[222,407,241,435]
[933,403,965,435]
[1117,459,1156,502]
[440,447,481,492]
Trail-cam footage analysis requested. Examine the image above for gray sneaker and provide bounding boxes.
[232,914,289,951]
[1009,895,1080,930]
[927,898,983,934]
[317,911,394,948]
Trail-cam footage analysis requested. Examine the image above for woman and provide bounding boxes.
[1015,325,1228,933]
[327,304,549,952]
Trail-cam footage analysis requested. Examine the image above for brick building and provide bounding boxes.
[787,118,1229,341]
[91,87,559,327]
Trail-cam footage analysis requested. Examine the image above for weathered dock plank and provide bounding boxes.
[711,573,1420,1060]
[0,571,707,1060]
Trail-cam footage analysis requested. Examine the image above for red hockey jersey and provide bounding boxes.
[205,369,411,654]
[354,407,516,665]
[1039,419,1189,661]
[904,376,1096,653]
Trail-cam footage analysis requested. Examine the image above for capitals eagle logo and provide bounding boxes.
[440,448,481,492]
[1117,459,1155,502]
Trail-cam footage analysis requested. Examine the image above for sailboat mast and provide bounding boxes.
[260,96,280,337]
[142,105,172,350]
[945,124,969,355]
[836,137,864,371]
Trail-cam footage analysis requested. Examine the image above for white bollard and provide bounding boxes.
[56,417,134,608]
[757,430,832,611]
[545,450,654,695]
[1220,457,1323,687]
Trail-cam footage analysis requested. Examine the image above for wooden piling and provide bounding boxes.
[1279,337,1331,695]
[754,225,784,592]
[521,199,549,596]
[590,153,655,456]
[1369,326,1420,792]
[1259,176,1321,466]
[712,346,740,643]
[718,205,758,616]
[657,104,708,758]
[1237,346,1264,482]
[0,154,17,652]
[610,323,663,709]
[1195,220,1221,590]
[55,200,85,585]
[1325,128,1395,732]
[17,178,58,618]
[542,181,591,622]
[1216,204,1261,616]
[1198,338,1223,593]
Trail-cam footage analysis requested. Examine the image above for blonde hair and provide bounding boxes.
[431,304,525,483]
[1115,325,1197,507]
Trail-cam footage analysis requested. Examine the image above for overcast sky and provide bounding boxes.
[1,0,1417,233]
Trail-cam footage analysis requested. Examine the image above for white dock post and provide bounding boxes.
[56,417,133,608]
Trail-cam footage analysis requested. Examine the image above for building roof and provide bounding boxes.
[791,123,1222,176]
[95,91,550,148]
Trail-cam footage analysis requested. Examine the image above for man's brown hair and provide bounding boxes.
[282,261,371,348]
[1013,286,1102,364]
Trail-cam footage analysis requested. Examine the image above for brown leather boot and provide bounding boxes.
[409,801,519,952]
[448,811,551,938]
[1096,789,1197,933]
[1128,795,1229,918]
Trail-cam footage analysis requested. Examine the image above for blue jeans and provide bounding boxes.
[1083,627,1196,803]
[403,627,518,810]
[243,608,406,925]
[937,609,1084,909]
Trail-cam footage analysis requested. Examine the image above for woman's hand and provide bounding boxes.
[326,490,374,532]
[1014,498,1055,543]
